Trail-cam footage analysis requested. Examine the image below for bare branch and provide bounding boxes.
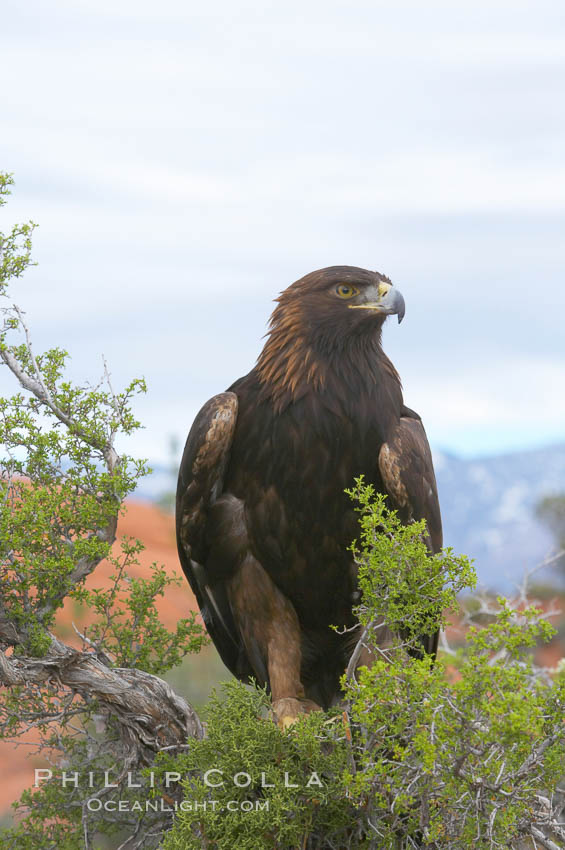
[0,632,203,765]
[530,826,563,850]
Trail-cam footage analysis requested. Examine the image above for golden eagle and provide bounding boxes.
[176,266,442,727]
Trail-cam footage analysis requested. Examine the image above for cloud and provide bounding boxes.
[399,355,565,455]
[2,0,564,459]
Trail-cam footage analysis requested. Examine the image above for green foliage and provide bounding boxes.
[346,479,476,646]
[0,174,208,848]
[0,173,36,292]
[343,484,565,847]
[71,537,208,675]
[165,481,565,850]
[0,174,195,671]
[344,622,564,847]
[159,681,355,850]
[1,175,150,651]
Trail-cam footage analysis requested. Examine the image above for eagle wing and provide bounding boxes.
[175,392,244,674]
[378,405,443,656]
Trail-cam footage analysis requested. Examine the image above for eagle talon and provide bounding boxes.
[271,697,321,730]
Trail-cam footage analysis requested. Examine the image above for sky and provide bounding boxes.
[1,0,564,465]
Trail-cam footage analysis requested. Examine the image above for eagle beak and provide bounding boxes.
[348,282,406,324]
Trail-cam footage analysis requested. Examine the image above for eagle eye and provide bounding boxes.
[335,284,359,299]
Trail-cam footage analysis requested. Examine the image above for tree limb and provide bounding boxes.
[0,631,203,766]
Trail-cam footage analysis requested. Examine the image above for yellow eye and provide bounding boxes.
[335,284,359,299]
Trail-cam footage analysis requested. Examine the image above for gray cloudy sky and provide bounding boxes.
[2,0,564,463]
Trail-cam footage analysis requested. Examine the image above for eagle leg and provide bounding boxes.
[228,553,321,728]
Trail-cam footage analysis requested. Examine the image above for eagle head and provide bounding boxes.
[277,265,405,328]
[256,266,405,409]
